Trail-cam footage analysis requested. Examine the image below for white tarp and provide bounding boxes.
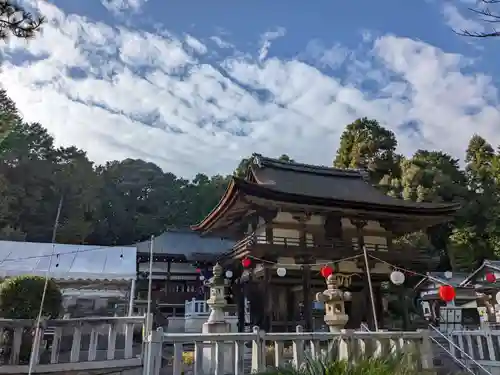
[0,240,137,281]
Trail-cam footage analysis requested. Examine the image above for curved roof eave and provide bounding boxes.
[234,178,460,215]
[191,178,240,232]
[192,177,460,234]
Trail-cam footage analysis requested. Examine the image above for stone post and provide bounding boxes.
[203,263,233,373]
[316,275,351,332]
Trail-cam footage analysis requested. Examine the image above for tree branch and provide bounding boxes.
[458,0,500,37]
[0,0,45,40]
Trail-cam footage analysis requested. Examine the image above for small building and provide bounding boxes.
[192,154,460,332]
[0,240,137,317]
[134,229,234,318]
[414,272,474,324]
[460,260,500,322]
[460,260,500,294]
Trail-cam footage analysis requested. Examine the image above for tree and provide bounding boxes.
[0,275,62,364]
[457,0,500,38]
[0,0,44,40]
[0,275,62,319]
[448,135,500,270]
[0,88,21,150]
[334,118,399,184]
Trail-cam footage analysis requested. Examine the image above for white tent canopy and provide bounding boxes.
[0,241,137,281]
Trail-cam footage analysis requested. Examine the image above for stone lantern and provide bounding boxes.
[202,263,232,374]
[316,274,351,332]
[205,263,228,326]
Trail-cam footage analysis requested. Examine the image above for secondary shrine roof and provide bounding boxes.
[135,229,234,261]
[193,154,460,234]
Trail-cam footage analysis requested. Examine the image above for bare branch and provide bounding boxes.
[0,0,45,41]
[456,0,500,37]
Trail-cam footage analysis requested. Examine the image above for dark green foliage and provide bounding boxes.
[0,276,62,319]
[334,117,399,184]
[255,355,422,375]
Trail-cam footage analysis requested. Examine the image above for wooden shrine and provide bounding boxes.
[192,154,460,332]
[414,272,474,324]
[134,229,234,317]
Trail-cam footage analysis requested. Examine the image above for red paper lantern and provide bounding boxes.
[241,257,252,268]
[320,265,333,278]
[486,272,496,283]
[439,285,456,302]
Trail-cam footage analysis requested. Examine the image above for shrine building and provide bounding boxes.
[193,154,460,332]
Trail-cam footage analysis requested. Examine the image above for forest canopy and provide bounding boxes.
[0,89,499,272]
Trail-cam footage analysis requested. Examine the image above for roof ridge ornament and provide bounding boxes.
[252,154,262,168]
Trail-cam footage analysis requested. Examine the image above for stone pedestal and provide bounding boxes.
[202,264,234,374]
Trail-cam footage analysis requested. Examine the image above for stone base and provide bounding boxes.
[324,313,349,332]
[202,322,233,374]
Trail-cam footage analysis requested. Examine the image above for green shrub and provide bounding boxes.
[0,275,62,319]
[0,276,63,364]
[254,354,422,375]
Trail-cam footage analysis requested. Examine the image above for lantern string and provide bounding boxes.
[245,254,363,267]
[367,254,455,287]
[244,253,457,287]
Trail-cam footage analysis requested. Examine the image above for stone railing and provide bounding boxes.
[0,315,148,373]
[144,325,434,375]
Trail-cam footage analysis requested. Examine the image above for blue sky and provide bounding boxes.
[1,0,499,177]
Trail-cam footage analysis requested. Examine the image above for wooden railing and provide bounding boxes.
[0,315,148,373]
[233,234,435,258]
[144,325,433,375]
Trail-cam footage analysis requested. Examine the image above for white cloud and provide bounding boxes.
[258,27,286,63]
[1,1,500,178]
[305,40,350,70]
[441,3,484,34]
[102,0,148,14]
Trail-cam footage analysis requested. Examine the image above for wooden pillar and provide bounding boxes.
[324,214,342,241]
[379,219,394,250]
[375,285,385,329]
[164,261,171,301]
[287,288,295,332]
[260,210,277,244]
[236,279,245,332]
[302,264,312,331]
[263,267,271,331]
[351,218,378,330]
[291,213,313,331]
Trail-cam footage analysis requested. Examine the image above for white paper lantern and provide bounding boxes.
[225,270,233,278]
[390,270,405,285]
[444,271,453,279]
[495,291,500,304]
[199,275,205,281]
[276,267,287,277]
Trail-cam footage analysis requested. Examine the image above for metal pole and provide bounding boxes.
[28,195,63,375]
[128,279,136,316]
[146,235,154,332]
[363,246,379,331]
